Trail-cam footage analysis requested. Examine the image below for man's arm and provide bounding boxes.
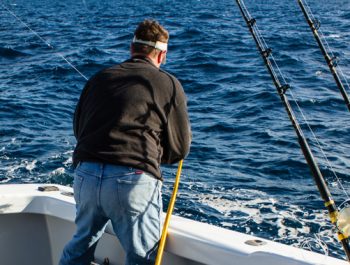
[162,97,191,164]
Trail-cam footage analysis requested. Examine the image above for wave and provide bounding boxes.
[0,47,29,59]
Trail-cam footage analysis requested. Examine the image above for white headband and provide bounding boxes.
[132,36,168,52]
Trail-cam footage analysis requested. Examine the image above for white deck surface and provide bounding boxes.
[0,184,348,265]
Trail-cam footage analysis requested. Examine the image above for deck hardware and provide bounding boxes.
[38,186,59,192]
[248,18,256,26]
[262,48,272,58]
[245,239,267,246]
[312,18,321,30]
[331,56,339,67]
[280,84,290,94]
[61,191,74,197]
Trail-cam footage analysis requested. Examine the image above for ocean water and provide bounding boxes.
[1,0,350,260]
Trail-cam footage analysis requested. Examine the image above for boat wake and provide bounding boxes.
[192,190,336,257]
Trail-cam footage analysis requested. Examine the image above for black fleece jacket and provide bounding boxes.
[73,57,191,180]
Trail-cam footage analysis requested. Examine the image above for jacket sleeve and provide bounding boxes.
[73,78,93,140]
[161,82,192,164]
[73,99,81,140]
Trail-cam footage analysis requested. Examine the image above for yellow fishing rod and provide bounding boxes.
[155,159,183,265]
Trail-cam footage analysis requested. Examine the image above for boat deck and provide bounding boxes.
[0,184,348,265]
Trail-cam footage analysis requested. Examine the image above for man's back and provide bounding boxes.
[73,57,191,179]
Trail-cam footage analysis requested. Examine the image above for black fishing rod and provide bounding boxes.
[297,0,350,112]
[235,0,350,261]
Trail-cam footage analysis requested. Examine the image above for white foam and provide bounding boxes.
[63,156,72,166]
[1,138,17,152]
[0,155,9,160]
[50,167,65,176]
[220,221,234,228]
[195,189,335,256]
[316,70,323,76]
[327,34,341,39]
[5,159,37,174]
[25,160,37,172]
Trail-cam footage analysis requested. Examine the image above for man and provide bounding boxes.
[59,19,191,265]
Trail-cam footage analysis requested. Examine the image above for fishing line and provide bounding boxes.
[1,2,88,81]
[245,11,350,199]
[236,0,350,259]
[238,1,350,204]
[300,233,329,256]
[288,89,350,199]
[302,0,335,60]
[300,0,350,108]
[270,53,350,199]
[304,0,350,91]
[239,1,349,198]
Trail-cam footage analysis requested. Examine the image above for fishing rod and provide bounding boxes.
[235,0,350,261]
[297,0,350,112]
[155,159,183,265]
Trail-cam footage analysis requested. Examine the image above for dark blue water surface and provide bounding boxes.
[1,0,350,260]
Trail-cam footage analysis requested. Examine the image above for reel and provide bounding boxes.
[336,200,350,238]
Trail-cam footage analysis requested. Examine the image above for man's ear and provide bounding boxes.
[158,51,167,65]
[157,51,162,64]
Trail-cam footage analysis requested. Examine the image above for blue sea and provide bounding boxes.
[1,0,350,260]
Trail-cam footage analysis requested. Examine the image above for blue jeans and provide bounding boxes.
[59,162,162,265]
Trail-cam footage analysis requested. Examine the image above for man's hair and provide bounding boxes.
[132,19,169,54]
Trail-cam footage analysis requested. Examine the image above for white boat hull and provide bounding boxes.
[0,184,348,265]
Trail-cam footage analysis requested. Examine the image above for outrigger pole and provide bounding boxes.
[235,0,350,261]
[297,0,350,112]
